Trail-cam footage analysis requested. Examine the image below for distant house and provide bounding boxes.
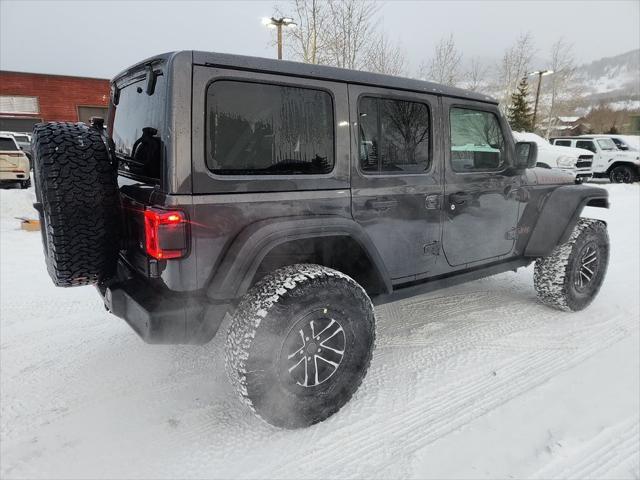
[546,116,590,137]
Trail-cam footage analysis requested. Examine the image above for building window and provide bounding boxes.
[450,107,506,172]
[0,96,40,115]
[206,80,334,175]
[358,96,430,174]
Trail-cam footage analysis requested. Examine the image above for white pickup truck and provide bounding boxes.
[513,131,593,181]
[550,136,640,183]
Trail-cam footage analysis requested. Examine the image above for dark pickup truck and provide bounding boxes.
[32,51,609,429]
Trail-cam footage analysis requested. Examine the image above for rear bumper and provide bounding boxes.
[0,171,29,181]
[98,262,232,345]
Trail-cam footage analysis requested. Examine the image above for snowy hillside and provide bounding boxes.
[577,49,640,96]
[575,49,640,110]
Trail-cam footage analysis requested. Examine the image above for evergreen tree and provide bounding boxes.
[507,76,534,131]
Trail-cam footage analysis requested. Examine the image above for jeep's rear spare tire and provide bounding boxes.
[225,264,376,429]
[32,122,121,287]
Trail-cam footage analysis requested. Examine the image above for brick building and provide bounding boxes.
[0,71,110,133]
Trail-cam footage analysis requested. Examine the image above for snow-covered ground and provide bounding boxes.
[1,184,638,479]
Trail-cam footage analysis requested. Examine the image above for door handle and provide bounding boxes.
[449,192,469,205]
[367,198,398,211]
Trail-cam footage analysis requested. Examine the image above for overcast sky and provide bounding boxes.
[1,0,639,79]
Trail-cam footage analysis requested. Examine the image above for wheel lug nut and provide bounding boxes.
[307,356,311,361]
[306,337,309,341]
[317,348,321,353]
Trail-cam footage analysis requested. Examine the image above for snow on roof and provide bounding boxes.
[557,116,580,123]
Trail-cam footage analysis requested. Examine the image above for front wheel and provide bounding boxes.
[534,219,609,311]
[609,165,637,183]
[225,264,376,429]
[20,179,31,189]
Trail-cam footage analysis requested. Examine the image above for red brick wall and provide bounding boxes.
[0,71,110,122]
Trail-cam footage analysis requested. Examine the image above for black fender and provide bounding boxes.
[206,215,392,300]
[524,184,609,258]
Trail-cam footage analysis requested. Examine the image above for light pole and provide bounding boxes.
[262,17,297,60]
[528,69,554,130]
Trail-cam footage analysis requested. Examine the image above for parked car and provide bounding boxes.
[0,131,32,163]
[550,136,640,183]
[513,131,593,181]
[581,134,639,152]
[0,134,31,188]
[31,51,610,429]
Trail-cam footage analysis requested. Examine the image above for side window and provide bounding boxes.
[450,108,506,172]
[358,96,430,174]
[555,140,571,147]
[206,80,334,175]
[576,140,597,153]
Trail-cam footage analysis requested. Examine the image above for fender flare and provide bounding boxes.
[206,215,392,300]
[524,184,609,258]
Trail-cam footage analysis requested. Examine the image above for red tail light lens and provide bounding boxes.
[143,208,188,260]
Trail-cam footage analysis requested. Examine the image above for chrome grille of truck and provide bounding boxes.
[576,155,593,169]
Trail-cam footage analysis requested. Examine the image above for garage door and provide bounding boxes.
[77,106,108,124]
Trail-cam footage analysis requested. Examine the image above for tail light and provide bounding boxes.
[143,208,188,260]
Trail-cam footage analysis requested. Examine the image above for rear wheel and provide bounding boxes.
[609,165,636,183]
[19,179,31,189]
[534,219,609,311]
[225,264,376,429]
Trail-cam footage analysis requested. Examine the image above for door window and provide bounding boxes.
[449,108,506,172]
[596,138,617,151]
[206,80,334,175]
[358,96,430,174]
[554,140,571,147]
[576,140,597,153]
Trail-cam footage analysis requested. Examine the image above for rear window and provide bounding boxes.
[206,80,334,175]
[111,74,166,183]
[0,138,18,151]
[554,140,571,147]
[12,135,29,143]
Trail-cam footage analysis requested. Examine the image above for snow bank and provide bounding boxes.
[0,186,37,221]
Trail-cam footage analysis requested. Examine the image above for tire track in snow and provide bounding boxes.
[531,416,639,480]
[253,309,636,478]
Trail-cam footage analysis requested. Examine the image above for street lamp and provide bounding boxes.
[528,69,554,131]
[262,17,297,60]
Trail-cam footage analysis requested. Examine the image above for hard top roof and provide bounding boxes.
[114,51,498,105]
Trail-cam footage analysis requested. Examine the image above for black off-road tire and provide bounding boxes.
[534,219,609,311]
[32,122,121,287]
[225,264,376,429]
[609,165,637,183]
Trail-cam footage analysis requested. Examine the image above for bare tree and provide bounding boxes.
[277,0,328,64]
[419,34,462,86]
[365,32,406,76]
[498,32,535,113]
[542,37,580,137]
[325,0,380,70]
[465,57,488,92]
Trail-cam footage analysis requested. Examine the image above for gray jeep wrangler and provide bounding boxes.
[31,51,610,429]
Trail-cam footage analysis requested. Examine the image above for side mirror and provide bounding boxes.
[514,141,538,169]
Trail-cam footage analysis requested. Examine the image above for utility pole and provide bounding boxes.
[528,69,554,131]
[262,17,297,60]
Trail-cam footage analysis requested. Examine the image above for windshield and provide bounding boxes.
[597,138,617,150]
[12,135,29,143]
[0,138,18,151]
